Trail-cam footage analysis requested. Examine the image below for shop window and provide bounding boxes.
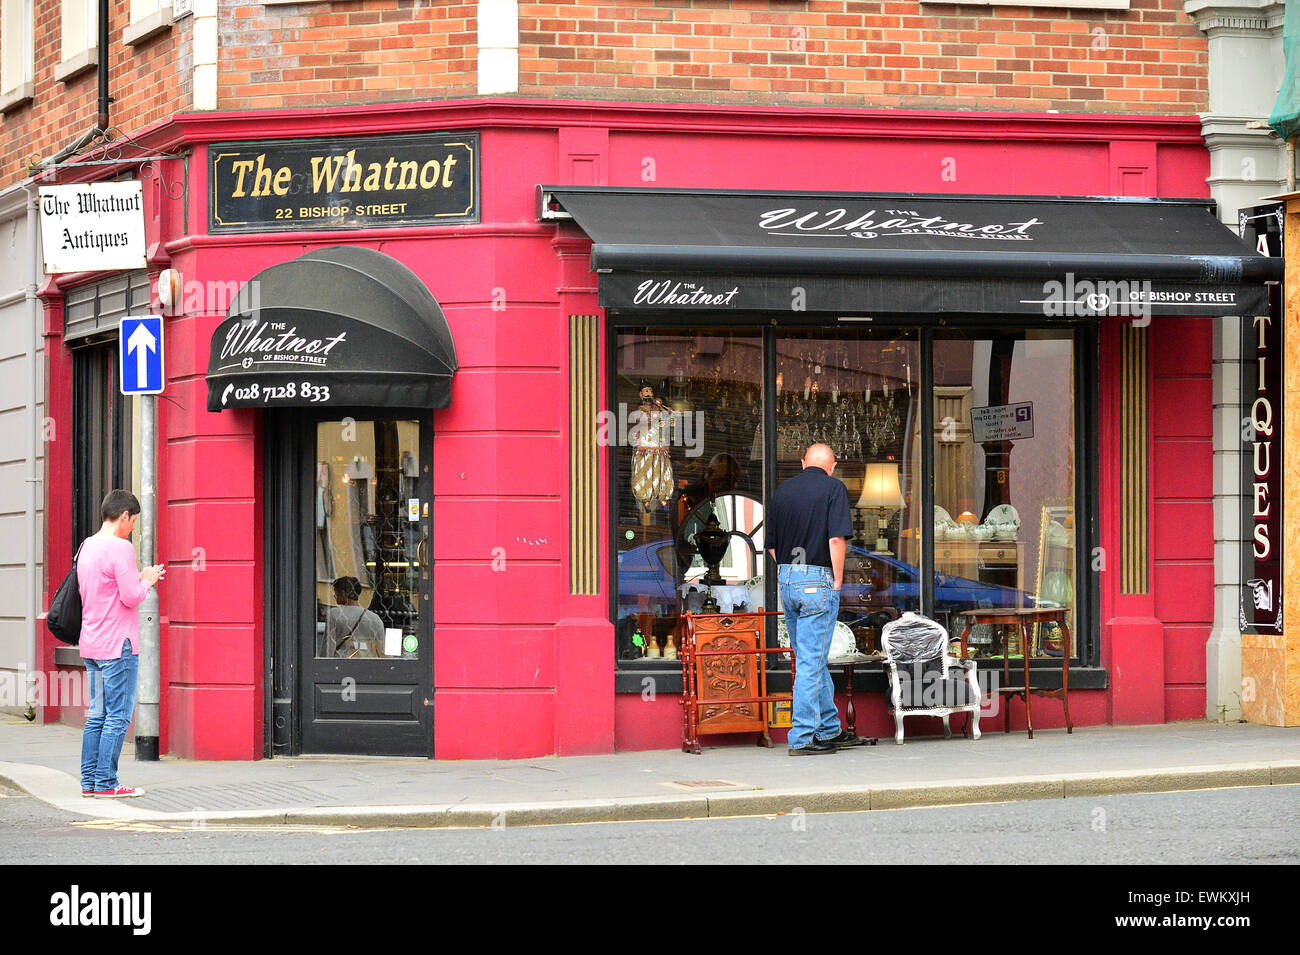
[612,323,1089,673]
[613,330,763,661]
[931,330,1077,657]
[72,343,139,546]
[314,419,422,659]
[775,330,921,654]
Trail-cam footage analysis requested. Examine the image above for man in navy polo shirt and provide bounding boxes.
[767,444,866,755]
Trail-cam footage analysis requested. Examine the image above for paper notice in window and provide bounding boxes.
[384,628,403,657]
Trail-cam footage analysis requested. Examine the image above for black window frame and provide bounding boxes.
[608,313,1103,694]
[71,339,133,548]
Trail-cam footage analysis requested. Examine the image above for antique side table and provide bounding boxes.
[957,608,1073,740]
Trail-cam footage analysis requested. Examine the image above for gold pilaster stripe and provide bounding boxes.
[1121,325,1149,595]
[570,315,599,595]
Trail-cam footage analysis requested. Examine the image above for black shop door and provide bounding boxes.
[266,411,434,757]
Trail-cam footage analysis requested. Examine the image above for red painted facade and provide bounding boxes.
[39,99,1218,759]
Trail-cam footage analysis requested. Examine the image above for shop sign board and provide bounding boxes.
[971,402,1034,443]
[1239,203,1283,634]
[38,181,147,274]
[208,132,479,234]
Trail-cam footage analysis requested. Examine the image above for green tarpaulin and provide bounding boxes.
[1270,0,1300,142]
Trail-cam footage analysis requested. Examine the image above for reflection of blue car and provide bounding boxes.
[616,539,1031,621]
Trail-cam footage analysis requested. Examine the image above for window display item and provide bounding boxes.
[858,463,904,553]
[982,504,1021,540]
[880,611,982,745]
[630,385,675,509]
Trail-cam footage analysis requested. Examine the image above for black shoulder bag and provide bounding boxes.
[47,541,86,646]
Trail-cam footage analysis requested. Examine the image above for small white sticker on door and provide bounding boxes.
[407,498,419,522]
[384,628,403,657]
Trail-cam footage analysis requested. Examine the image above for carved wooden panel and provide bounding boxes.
[691,615,764,735]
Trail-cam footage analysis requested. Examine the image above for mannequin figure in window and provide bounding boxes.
[326,577,385,657]
[630,384,676,518]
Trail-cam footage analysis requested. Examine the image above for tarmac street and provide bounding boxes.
[0,717,1298,831]
[2,781,1296,865]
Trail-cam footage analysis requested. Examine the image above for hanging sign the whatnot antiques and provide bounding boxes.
[38,181,147,274]
[208,132,479,234]
[1238,203,1283,634]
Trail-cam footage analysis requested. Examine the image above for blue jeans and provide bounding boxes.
[80,640,139,792]
[779,564,842,748]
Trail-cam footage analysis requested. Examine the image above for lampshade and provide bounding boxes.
[857,463,904,509]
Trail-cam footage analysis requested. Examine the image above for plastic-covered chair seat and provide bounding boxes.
[880,611,982,745]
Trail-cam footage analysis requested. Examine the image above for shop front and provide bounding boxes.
[37,102,1281,759]
[206,246,455,756]
[541,185,1277,749]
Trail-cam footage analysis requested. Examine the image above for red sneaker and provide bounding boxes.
[81,790,94,797]
[93,786,145,798]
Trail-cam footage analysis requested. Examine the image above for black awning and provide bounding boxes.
[206,246,457,411]
[539,187,1280,317]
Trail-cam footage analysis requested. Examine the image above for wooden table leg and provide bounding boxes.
[958,621,974,739]
[844,664,857,737]
[1060,614,1073,734]
[1002,626,1011,734]
[1020,621,1033,740]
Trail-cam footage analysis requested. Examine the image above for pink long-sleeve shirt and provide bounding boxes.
[76,535,150,660]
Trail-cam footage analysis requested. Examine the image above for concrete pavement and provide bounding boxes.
[1,717,1297,829]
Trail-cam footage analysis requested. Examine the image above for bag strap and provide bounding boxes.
[334,606,366,653]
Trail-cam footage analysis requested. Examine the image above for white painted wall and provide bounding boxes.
[0,184,44,717]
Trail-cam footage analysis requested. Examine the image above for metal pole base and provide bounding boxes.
[134,735,159,761]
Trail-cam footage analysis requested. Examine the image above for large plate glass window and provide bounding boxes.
[774,330,921,654]
[931,329,1077,657]
[614,330,763,662]
[314,420,422,659]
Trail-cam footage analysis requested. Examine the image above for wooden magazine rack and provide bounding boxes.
[680,611,792,755]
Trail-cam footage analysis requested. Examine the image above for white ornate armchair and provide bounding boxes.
[880,612,982,745]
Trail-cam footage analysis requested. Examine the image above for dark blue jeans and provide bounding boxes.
[80,640,139,792]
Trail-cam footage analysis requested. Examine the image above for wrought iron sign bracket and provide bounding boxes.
[28,125,190,204]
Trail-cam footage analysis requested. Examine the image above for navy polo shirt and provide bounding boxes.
[768,467,854,568]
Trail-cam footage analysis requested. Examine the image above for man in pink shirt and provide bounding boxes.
[78,490,165,798]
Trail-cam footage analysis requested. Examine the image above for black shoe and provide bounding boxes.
[820,730,870,749]
[788,739,838,756]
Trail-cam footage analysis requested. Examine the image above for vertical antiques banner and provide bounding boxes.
[1239,203,1284,634]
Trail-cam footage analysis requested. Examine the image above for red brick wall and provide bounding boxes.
[519,0,1207,111]
[2,0,1209,186]
[218,0,477,110]
[0,0,189,183]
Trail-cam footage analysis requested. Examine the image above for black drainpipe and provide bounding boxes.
[97,0,111,131]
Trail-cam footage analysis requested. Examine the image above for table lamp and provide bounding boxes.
[857,463,904,554]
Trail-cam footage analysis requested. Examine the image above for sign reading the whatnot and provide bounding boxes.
[208,132,479,234]
[38,181,147,274]
[1239,203,1283,634]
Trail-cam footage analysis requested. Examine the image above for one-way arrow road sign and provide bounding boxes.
[120,315,165,395]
